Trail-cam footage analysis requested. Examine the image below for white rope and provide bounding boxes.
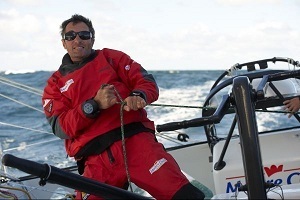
[0,94,43,113]
[0,76,48,139]
[0,76,43,95]
[3,138,58,152]
[0,80,42,96]
[0,121,52,134]
[45,164,52,180]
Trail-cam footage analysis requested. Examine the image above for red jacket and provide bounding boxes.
[42,48,159,157]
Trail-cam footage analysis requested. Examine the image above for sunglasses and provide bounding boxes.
[64,31,92,41]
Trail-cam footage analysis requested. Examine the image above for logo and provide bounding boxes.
[81,192,90,200]
[60,79,74,93]
[264,164,283,177]
[125,65,130,70]
[149,158,167,174]
[225,164,300,193]
[43,99,53,113]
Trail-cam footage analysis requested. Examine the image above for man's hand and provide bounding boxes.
[123,95,146,111]
[94,84,118,109]
[283,97,300,118]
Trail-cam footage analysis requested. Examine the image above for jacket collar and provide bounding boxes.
[59,49,97,76]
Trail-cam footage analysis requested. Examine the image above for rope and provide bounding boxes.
[113,86,133,192]
[155,131,185,145]
[0,188,18,199]
[149,103,212,109]
[0,122,52,134]
[0,185,32,199]
[0,76,43,95]
[1,181,74,200]
[3,138,59,152]
[0,93,44,113]
[256,109,300,115]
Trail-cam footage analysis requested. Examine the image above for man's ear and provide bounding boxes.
[61,39,67,49]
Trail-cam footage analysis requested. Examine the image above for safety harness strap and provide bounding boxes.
[74,122,155,160]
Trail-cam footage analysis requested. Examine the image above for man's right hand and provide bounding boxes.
[94,84,118,109]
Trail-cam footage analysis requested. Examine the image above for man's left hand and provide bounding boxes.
[123,96,146,111]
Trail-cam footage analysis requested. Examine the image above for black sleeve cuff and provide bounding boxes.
[130,91,146,101]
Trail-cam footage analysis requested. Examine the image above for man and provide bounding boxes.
[42,14,205,199]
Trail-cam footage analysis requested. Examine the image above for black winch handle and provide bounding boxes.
[156,116,215,132]
[2,154,151,199]
[2,154,49,178]
[156,95,230,132]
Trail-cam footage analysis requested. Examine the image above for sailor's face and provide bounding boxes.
[62,22,94,62]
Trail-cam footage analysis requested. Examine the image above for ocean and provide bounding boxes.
[0,70,298,177]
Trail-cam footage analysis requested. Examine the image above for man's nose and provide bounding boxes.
[74,34,82,42]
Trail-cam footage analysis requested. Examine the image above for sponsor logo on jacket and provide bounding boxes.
[43,99,53,113]
[60,79,74,93]
[149,158,167,174]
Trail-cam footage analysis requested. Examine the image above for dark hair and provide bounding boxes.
[60,14,95,39]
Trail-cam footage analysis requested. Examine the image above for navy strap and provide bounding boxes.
[74,122,154,160]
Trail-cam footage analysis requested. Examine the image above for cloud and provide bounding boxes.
[0,9,40,37]
[206,21,300,67]
[3,0,42,6]
[0,12,36,55]
[0,0,299,72]
[217,0,281,6]
[95,12,300,70]
[134,19,300,70]
[0,8,64,71]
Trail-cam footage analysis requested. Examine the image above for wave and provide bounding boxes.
[1,69,54,75]
[0,69,221,75]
